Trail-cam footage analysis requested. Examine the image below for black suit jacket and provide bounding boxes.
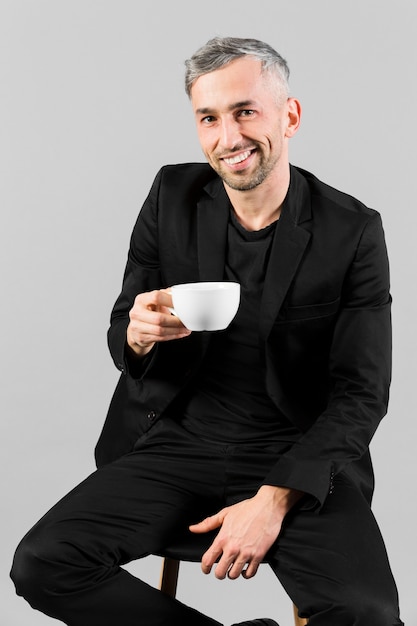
[95,164,392,509]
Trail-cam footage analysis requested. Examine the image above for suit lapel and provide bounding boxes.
[260,166,312,340]
[197,178,230,281]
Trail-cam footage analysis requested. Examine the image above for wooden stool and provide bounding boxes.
[158,552,308,625]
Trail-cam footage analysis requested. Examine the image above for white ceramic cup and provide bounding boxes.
[170,281,240,331]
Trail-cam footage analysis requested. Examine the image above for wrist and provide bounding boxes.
[126,337,155,359]
[257,484,304,513]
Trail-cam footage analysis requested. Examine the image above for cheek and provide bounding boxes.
[267,128,285,153]
[197,131,218,156]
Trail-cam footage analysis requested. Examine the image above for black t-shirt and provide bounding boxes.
[180,210,300,444]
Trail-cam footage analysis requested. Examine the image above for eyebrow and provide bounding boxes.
[195,100,257,115]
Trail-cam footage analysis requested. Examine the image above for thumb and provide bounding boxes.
[189,511,225,534]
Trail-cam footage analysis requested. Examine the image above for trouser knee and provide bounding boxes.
[10,525,91,609]
[10,530,49,604]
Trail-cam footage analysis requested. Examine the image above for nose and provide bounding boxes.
[219,117,243,150]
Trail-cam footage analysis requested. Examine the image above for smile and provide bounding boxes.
[223,150,252,165]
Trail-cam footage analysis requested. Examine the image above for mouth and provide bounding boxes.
[221,149,255,170]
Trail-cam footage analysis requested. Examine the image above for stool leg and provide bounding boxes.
[159,557,180,598]
[293,603,309,625]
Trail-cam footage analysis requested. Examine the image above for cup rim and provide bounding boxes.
[171,281,240,292]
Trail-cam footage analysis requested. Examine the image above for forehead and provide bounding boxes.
[190,57,272,113]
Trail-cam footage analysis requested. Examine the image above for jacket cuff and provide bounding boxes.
[108,319,157,379]
[124,343,158,379]
[262,455,335,511]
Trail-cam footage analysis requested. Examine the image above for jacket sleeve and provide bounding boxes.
[262,212,392,508]
[107,169,164,377]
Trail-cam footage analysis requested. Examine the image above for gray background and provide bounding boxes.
[1,1,415,624]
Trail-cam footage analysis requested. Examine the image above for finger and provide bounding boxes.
[213,553,239,580]
[227,561,244,580]
[129,324,190,349]
[226,556,262,580]
[129,308,191,342]
[131,290,173,319]
[130,290,191,337]
[241,559,261,579]
[130,305,180,328]
[157,289,174,308]
[201,546,226,576]
[189,513,223,534]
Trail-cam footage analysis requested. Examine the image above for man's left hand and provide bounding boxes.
[189,485,304,580]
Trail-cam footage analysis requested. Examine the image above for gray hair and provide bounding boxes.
[184,36,290,100]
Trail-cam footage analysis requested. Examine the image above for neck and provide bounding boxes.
[224,164,290,232]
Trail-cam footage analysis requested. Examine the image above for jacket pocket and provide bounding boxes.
[280,296,341,322]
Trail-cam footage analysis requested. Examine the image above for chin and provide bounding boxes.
[224,169,267,191]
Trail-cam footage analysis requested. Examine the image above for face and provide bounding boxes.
[190,57,300,192]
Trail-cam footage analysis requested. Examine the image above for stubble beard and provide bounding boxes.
[211,147,279,192]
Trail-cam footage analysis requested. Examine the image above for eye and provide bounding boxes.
[238,109,255,118]
[201,115,216,124]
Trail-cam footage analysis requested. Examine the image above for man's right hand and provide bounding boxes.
[126,289,191,358]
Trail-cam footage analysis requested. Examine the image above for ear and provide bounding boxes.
[284,97,302,138]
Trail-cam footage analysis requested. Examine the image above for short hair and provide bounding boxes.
[184,36,290,101]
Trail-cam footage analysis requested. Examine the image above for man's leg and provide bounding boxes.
[10,418,224,626]
[268,473,403,626]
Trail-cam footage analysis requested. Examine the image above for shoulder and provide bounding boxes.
[293,165,378,220]
[157,162,218,192]
[144,163,220,209]
[139,163,221,232]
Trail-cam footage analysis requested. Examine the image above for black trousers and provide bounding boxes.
[11,418,403,626]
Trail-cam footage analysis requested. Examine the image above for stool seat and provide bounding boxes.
[156,529,218,562]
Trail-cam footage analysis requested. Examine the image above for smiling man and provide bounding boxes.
[11,37,403,626]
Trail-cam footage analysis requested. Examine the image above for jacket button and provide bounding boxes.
[147,410,157,421]
[329,470,335,494]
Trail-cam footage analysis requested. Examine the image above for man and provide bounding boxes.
[11,37,403,626]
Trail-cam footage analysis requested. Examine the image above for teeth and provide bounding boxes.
[224,150,251,165]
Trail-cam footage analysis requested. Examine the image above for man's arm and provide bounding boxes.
[261,211,391,507]
[108,169,191,374]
